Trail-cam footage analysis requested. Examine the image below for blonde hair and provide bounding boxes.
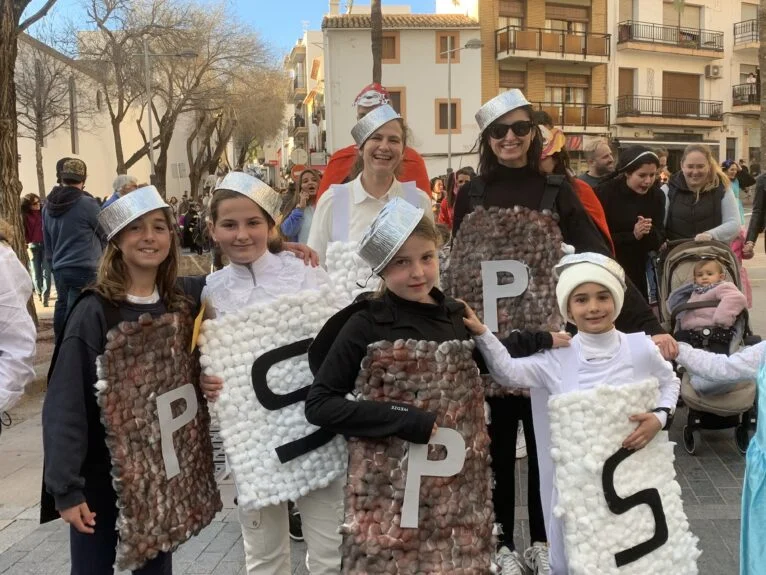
[0,218,14,244]
[681,144,730,201]
[94,208,189,310]
[375,215,441,298]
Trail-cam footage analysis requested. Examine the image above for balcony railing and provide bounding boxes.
[288,114,307,135]
[533,102,610,128]
[293,75,307,91]
[734,20,759,45]
[496,26,610,58]
[617,21,724,51]
[616,95,723,121]
[733,83,760,106]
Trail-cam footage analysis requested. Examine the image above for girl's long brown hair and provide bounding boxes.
[281,169,321,218]
[94,208,189,310]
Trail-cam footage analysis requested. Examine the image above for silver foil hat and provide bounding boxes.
[351,104,401,147]
[215,172,281,222]
[475,89,532,133]
[357,197,425,274]
[554,252,627,290]
[99,185,169,241]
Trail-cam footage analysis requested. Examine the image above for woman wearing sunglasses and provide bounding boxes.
[444,89,675,575]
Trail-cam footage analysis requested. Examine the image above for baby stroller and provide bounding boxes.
[657,239,760,455]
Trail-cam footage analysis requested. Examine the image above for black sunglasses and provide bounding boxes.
[487,120,535,140]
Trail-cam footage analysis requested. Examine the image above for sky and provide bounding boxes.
[23,0,440,54]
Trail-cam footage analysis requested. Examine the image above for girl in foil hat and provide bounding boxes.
[305,197,570,573]
[464,253,686,575]
[198,172,348,575]
[42,185,220,574]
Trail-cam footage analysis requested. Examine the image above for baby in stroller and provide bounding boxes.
[669,258,747,394]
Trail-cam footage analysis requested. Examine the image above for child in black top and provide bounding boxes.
[305,197,570,441]
[42,187,206,575]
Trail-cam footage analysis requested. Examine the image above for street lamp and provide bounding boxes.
[441,37,483,171]
[139,37,198,181]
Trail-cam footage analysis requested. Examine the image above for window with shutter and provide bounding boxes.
[545,4,589,22]
[499,0,524,18]
[382,32,400,63]
[436,31,460,63]
[545,73,590,88]
[435,99,461,133]
[499,70,526,89]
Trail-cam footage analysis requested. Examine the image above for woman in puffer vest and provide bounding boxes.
[661,144,739,243]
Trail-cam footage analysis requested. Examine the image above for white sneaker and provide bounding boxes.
[516,422,527,459]
[524,542,551,575]
[496,545,527,575]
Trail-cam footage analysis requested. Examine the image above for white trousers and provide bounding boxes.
[238,478,345,575]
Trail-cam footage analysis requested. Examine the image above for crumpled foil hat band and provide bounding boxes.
[475,89,532,133]
[351,104,402,147]
[357,197,424,274]
[215,172,282,222]
[99,185,169,241]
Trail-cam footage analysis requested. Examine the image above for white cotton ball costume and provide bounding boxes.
[198,253,349,509]
[473,253,698,574]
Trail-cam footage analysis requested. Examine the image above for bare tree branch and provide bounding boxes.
[18,0,58,31]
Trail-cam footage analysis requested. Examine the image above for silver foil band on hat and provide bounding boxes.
[554,252,627,290]
[215,172,282,222]
[351,104,401,147]
[357,197,425,274]
[99,185,169,241]
[475,89,532,133]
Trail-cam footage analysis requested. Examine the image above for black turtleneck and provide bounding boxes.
[305,288,552,443]
[450,165,664,336]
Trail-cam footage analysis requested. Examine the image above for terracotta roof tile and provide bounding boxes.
[322,14,479,30]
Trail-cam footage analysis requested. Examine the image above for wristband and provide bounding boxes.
[651,407,673,431]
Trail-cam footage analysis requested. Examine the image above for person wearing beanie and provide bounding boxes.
[463,252,680,575]
[315,83,430,199]
[596,146,665,303]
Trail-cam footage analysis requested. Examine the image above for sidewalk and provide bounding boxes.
[4,249,765,574]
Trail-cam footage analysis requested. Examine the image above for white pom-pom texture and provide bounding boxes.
[198,284,347,510]
[326,241,381,299]
[549,380,700,574]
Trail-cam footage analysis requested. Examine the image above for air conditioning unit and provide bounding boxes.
[705,64,722,79]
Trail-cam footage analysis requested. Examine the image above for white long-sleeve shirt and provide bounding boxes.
[0,243,36,412]
[474,328,679,425]
[677,341,764,384]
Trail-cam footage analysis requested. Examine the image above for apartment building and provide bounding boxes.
[322,4,482,176]
[441,0,761,170]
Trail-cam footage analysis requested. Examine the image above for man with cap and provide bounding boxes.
[316,83,430,199]
[43,158,105,337]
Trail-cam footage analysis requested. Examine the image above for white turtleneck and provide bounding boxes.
[126,287,160,304]
[578,329,620,361]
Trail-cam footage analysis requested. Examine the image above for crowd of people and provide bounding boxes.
[1,82,766,575]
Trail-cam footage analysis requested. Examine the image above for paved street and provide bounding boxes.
[2,245,765,574]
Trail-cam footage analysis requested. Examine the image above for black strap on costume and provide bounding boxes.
[468,178,487,211]
[602,447,669,567]
[541,174,564,212]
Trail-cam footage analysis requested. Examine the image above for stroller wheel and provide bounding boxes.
[735,424,751,455]
[682,425,696,455]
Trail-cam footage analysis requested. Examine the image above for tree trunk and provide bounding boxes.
[760,0,766,170]
[371,0,383,84]
[112,116,126,174]
[35,129,45,199]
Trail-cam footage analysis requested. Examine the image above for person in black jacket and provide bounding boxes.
[449,89,676,575]
[744,172,766,258]
[42,187,207,575]
[596,146,665,303]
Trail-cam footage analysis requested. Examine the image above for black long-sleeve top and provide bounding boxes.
[305,289,553,444]
[452,165,664,336]
[746,173,766,247]
[597,177,665,301]
[42,277,205,511]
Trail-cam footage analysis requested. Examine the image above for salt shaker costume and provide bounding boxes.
[306,198,556,573]
[676,341,766,575]
[307,105,432,297]
[41,186,219,574]
[198,173,347,575]
[473,254,683,575]
[0,237,36,413]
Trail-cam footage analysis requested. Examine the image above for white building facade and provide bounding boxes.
[323,7,483,177]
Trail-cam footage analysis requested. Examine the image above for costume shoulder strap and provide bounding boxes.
[541,174,565,212]
[330,183,351,242]
[400,181,422,207]
[625,332,653,381]
[468,178,487,211]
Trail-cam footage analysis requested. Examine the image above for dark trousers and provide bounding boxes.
[52,267,97,338]
[69,483,172,575]
[28,243,51,298]
[487,395,546,550]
